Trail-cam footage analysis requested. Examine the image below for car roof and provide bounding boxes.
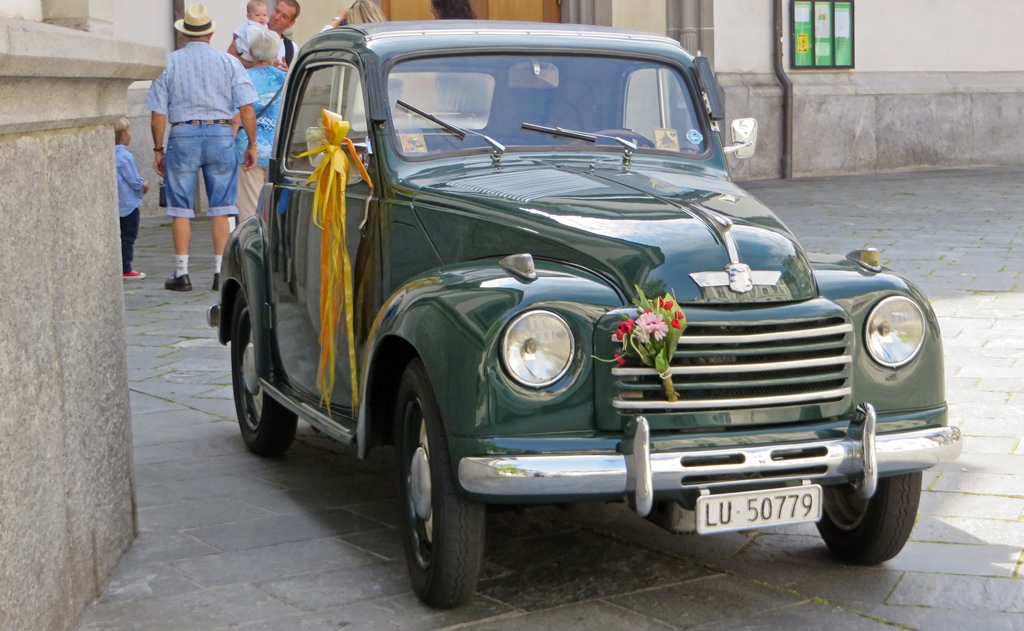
[308,20,687,59]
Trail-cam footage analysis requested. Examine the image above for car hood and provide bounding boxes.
[409,161,816,304]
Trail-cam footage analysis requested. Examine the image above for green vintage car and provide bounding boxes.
[210,21,962,607]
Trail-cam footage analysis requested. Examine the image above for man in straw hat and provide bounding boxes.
[146,3,259,292]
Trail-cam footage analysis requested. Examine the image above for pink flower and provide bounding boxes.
[636,311,669,341]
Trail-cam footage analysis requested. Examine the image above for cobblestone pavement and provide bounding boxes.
[78,167,1023,630]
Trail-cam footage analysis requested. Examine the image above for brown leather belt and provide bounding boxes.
[172,119,231,126]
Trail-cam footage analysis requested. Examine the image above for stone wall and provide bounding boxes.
[722,72,1024,181]
[0,16,163,631]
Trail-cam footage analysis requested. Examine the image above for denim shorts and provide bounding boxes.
[165,123,239,218]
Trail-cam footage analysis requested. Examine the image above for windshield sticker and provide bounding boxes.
[686,129,704,145]
[399,133,427,154]
[654,128,680,152]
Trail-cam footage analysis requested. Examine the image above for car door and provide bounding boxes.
[266,58,379,417]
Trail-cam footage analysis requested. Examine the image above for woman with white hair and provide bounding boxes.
[233,28,286,223]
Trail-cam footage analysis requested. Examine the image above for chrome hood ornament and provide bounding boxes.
[689,210,782,294]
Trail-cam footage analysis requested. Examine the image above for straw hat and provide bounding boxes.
[174,3,218,37]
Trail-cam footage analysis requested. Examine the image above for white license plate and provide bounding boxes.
[696,485,822,534]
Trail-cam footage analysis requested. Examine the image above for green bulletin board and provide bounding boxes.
[793,2,813,67]
[834,2,853,66]
[813,2,833,66]
[791,0,853,69]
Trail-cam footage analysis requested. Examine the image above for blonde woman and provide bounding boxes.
[323,0,385,29]
[232,28,286,224]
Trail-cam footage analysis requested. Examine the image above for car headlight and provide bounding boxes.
[501,310,574,387]
[865,296,926,367]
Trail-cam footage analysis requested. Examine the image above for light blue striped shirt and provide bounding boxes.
[145,42,258,122]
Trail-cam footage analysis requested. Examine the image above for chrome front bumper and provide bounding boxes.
[458,404,962,517]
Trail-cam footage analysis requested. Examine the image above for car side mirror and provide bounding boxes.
[724,118,757,159]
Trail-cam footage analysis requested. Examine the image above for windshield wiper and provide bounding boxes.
[521,121,637,165]
[396,99,505,165]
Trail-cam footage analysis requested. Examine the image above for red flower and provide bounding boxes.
[675,310,684,320]
[614,353,626,366]
[671,318,681,329]
[663,300,674,311]
[615,329,624,341]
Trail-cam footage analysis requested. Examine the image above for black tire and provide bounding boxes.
[394,359,485,608]
[816,471,922,565]
[231,293,297,456]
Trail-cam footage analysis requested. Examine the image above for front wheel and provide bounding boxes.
[816,471,922,565]
[231,293,297,456]
[394,359,485,608]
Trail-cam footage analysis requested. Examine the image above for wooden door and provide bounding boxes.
[381,0,560,22]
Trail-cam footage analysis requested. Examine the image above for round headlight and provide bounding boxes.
[865,296,926,367]
[501,310,574,387]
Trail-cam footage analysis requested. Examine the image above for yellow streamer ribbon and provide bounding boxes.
[294,109,374,410]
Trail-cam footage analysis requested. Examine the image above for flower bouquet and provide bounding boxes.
[611,287,687,402]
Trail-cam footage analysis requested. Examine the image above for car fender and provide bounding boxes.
[357,259,622,459]
[812,256,945,414]
[219,216,276,381]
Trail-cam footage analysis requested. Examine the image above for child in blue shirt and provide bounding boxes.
[115,117,149,279]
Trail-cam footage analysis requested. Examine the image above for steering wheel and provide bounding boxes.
[594,128,657,150]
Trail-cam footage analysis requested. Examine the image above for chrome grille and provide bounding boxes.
[611,317,853,412]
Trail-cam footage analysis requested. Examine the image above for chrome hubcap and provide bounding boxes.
[410,446,432,521]
[242,341,259,395]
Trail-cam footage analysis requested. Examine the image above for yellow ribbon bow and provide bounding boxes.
[295,109,374,410]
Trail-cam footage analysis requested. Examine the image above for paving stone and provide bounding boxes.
[887,572,1024,612]
[458,600,675,630]
[186,508,382,552]
[686,601,897,630]
[856,604,1024,631]
[338,528,403,562]
[92,562,203,606]
[132,443,195,466]
[77,584,299,631]
[917,490,1024,520]
[146,472,288,504]
[236,593,514,631]
[605,574,805,628]
[139,498,276,531]
[931,471,1024,495]
[476,527,714,611]
[115,532,221,567]
[911,515,1024,547]
[170,537,379,587]
[883,541,1021,578]
[253,559,410,610]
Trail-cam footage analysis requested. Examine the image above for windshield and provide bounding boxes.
[386,54,707,159]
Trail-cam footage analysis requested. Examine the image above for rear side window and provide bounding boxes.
[284,63,367,172]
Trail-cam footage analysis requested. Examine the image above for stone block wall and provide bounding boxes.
[0,16,164,631]
[722,72,1024,181]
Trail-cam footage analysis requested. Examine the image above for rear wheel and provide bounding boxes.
[231,293,297,456]
[394,359,484,608]
[816,471,921,565]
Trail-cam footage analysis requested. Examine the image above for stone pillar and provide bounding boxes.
[42,0,113,34]
[0,15,164,631]
[668,0,714,63]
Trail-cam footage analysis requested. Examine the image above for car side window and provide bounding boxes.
[624,67,704,153]
[284,63,368,173]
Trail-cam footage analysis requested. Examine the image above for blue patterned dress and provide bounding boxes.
[235,65,287,166]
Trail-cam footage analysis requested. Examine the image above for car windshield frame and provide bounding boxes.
[382,51,713,163]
